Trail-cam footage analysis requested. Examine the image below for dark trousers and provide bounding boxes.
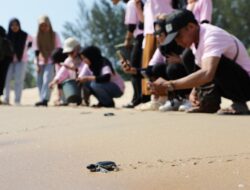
[130,34,143,105]
[152,63,190,98]
[0,57,11,95]
[215,56,250,103]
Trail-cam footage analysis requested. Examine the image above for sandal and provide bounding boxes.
[217,102,250,115]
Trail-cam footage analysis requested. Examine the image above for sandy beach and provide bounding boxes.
[1,83,250,190]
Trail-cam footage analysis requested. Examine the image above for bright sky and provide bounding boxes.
[1,0,94,39]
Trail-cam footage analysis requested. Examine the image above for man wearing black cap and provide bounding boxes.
[150,9,250,115]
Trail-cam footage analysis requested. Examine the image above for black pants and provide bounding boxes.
[215,55,250,103]
[130,34,143,105]
[0,57,11,96]
[152,63,190,98]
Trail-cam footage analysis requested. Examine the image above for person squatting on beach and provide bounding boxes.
[112,0,144,108]
[150,9,250,115]
[3,18,33,106]
[78,46,125,108]
[34,15,61,107]
[0,26,13,104]
[49,37,84,106]
[121,15,192,111]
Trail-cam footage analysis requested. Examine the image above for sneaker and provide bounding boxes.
[35,100,48,107]
[178,99,192,112]
[136,100,163,111]
[159,98,183,112]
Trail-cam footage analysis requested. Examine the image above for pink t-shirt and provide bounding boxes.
[144,0,174,35]
[125,0,144,37]
[187,0,213,23]
[54,56,84,83]
[149,48,165,66]
[191,24,250,76]
[34,32,61,65]
[101,66,125,93]
[78,64,93,78]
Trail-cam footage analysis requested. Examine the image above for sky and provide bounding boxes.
[1,0,94,39]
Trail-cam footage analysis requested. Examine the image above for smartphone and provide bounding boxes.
[116,50,131,68]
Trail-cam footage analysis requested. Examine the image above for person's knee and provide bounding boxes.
[166,64,187,80]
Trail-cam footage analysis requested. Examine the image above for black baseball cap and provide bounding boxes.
[162,9,197,46]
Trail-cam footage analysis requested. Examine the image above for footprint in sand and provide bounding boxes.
[208,160,215,164]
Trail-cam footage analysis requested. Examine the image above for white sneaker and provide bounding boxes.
[178,99,192,112]
[159,98,183,112]
[136,100,164,111]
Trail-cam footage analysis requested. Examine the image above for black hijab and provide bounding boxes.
[80,46,115,76]
[7,18,28,61]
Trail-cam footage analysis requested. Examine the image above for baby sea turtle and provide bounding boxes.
[86,161,118,173]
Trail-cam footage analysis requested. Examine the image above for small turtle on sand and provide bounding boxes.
[86,161,118,173]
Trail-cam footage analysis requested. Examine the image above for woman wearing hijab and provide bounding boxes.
[78,46,125,108]
[3,18,33,105]
[35,15,61,106]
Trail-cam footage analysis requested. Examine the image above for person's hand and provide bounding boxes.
[49,81,55,89]
[121,60,133,74]
[189,88,200,107]
[149,77,168,96]
[166,53,182,64]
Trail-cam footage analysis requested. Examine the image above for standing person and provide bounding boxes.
[140,0,174,104]
[151,9,250,115]
[187,0,213,24]
[78,46,125,108]
[3,18,33,105]
[0,26,13,104]
[124,0,144,108]
[112,0,144,108]
[34,15,61,106]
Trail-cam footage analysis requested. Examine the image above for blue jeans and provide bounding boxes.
[4,61,27,104]
[37,64,54,101]
[86,81,123,107]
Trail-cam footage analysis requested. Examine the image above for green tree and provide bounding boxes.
[213,0,250,48]
[63,0,126,59]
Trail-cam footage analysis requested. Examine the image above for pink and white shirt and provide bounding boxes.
[101,66,125,93]
[54,57,85,83]
[143,0,174,35]
[191,24,250,76]
[187,0,213,23]
[13,35,33,63]
[34,32,61,65]
[125,0,144,37]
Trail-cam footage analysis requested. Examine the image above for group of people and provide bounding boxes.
[1,0,250,114]
[111,0,250,115]
[0,15,125,107]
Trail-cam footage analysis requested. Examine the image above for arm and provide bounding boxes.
[150,56,220,95]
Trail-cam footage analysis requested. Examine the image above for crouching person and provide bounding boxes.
[78,46,125,108]
[150,9,250,115]
[49,37,83,105]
